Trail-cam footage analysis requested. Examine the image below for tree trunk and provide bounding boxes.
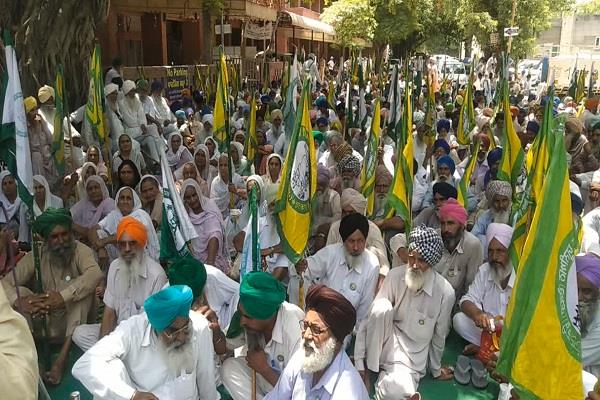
[0,0,109,106]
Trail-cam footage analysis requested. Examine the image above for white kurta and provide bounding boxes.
[204,263,240,329]
[582,304,600,376]
[304,243,379,327]
[72,312,219,400]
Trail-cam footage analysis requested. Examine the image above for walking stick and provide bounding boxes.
[246,329,265,400]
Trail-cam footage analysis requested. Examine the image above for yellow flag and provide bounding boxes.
[213,50,229,152]
[245,97,258,166]
[360,99,381,217]
[498,79,524,192]
[274,80,318,263]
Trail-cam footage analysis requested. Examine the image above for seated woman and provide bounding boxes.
[116,159,141,190]
[181,178,231,275]
[194,145,218,193]
[112,133,146,175]
[89,186,159,268]
[262,153,283,185]
[166,132,193,172]
[204,136,220,167]
[71,176,115,245]
[255,130,273,175]
[83,144,108,176]
[230,141,253,176]
[137,175,162,231]
[0,171,21,240]
[174,162,209,196]
[210,153,247,219]
[18,175,64,244]
[75,162,98,199]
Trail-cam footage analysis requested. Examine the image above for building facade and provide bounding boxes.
[535,14,600,57]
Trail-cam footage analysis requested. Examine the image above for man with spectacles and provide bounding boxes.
[221,271,304,400]
[265,284,369,399]
[73,285,220,400]
[413,182,458,230]
[354,225,455,400]
[72,216,167,352]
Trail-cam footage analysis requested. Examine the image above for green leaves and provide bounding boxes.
[321,0,376,49]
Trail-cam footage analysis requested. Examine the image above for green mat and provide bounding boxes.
[45,332,498,400]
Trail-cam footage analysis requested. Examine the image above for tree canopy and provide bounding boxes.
[321,0,376,49]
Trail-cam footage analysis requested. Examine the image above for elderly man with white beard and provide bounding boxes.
[471,180,513,250]
[72,216,167,352]
[421,155,459,208]
[327,188,389,276]
[413,182,458,230]
[354,225,455,400]
[453,223,514,354]
[72,285,219,400]
[264,285,369,400]
[299,213,380,328]
[577,253,600,376]
[311,165,342,252]
[372,165,406,241]
[119,80,163,164]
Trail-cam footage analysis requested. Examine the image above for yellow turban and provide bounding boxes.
[38,85,55,104]
[24,96,37,114]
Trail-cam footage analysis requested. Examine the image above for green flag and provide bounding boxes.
[51,65,67,175]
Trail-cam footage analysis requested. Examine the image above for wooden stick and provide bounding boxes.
[252,370,257,400]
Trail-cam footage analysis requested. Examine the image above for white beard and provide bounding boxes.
[301,336,337,374]
[156,333,194,378]
[579,300,598,336]
[491,208,511,224]
[115,252,144,294]
[489,262,512,284]
[124,95,143,114]
[344,248,364,270]
[374,194,387,217]
[405,267,425,292]
[341,177,355,189]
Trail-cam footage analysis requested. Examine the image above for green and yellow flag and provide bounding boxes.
[457,140,480,209]
[213,49,230,153]
[386,76,413,232]
[457,72,475,145]
[245,96,258,167]
[51,65,67,175]
[496,107,582,399]
[85,43,107,145]
[497,79,524,193]
[274,80,318,263]
[360,99,381,217]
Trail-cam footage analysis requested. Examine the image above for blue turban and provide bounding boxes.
[315,96,328,108]
[487,147,503,166]
[433,139,450,155]
[175,110,186,120]
[144,285,193,332]
[260,94,271,104]
[437,155,455,174]
[526,121,540,135]
[150,80,163,92]
[316,117,329,126]
[436,119,451,134]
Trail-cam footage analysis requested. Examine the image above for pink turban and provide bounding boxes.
[486,223,513,249]
[576,254,600,289]
[439,198,467,226]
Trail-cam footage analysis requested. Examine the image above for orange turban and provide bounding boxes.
[116,216,147,247]
[586,98,599,112]
[509,106,519,118]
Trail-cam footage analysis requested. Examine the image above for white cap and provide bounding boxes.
[104,83,119,97]
[122,80,136,95]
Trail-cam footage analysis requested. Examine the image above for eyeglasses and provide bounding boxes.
[163,320,191,340]
[299,320,329,336]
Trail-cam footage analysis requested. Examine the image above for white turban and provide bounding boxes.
[593,170,600,185]
[390,233,407,267]
[340,188,367,215]
[38,85,55,104]
[122,80,136,95]
[486,223,514,249]
[202,113,214,125]
[236,100,246,108]
[104,83,119,97]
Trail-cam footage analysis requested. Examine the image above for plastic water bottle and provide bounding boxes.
[69,392,81,400]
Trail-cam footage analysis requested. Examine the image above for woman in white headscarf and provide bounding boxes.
[18,175,64,243]
[166,132,193,171]
[71,176,115,243]
[204,136,220,167]
[137,175,162,231]
[193,145,218,192]
[181,179,231,274]
[262,153,283,185]
[0,171,22,236]
[89,186,159,267]
[230,141,253,176]
[76,162,98,199]
[84,144,108,177]
[210,153,247,218]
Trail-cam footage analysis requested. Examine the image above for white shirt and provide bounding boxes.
[204,263,239,329]
[264,347,369,400]
[582,305,600,376]
[227,302,305,373]
[72,312,219,400]
[140,96,158,120]
[354,266,455,377]
[305,243,379,326]
[582,207,600,255]
[459,263,515,318]
[119,96,148,138]
[103,256,167,324]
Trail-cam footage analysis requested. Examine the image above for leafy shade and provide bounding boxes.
[321,0,376,49]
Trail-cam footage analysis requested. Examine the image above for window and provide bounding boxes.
[595,37,600,49]
[551,45,560,57]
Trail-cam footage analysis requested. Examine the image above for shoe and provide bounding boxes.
[470,358,489,389]
[408,393,421,400]
[454,355,471,385]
